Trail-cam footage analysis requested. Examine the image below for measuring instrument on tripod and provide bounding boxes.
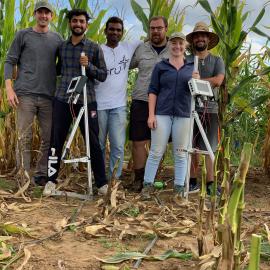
[46,52,93,200]
[184,55,215,199]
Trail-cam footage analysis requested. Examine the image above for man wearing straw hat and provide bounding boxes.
[186,21,225,195]
[4,1,63,186]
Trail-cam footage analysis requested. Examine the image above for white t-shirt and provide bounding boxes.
[95,41,141,110]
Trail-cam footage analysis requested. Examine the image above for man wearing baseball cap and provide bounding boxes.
[186,22,225,195]
[4,1,63,186]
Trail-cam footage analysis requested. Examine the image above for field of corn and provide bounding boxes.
[0,0,270,269]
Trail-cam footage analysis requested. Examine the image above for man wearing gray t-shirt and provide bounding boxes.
[4,1,63,185]
[186,22,225,195]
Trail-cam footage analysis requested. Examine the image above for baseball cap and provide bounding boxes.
[168,32,186,41]
[34,1,53,13]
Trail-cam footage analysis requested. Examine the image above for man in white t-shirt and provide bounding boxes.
[95,17,141,179]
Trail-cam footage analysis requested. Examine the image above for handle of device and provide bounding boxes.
[194,55,198,73]
[81,51,86,76]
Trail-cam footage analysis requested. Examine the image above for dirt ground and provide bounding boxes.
[0,167,270,270]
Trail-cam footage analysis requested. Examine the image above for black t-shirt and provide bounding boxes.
[152,45,166,55]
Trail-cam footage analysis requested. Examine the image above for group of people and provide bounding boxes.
[4,1,225,198]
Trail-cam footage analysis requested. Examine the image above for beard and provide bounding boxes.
[71,28,85,36]
[151,34,165,46]
[194,42,208,51]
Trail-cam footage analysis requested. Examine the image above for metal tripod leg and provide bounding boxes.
[61,107,85,160]
[185,107,214,199]
[193,111,214,162]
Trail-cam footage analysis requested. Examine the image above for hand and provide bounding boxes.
[80,55,89,67]
[6,85,19,108]
[192,71,200,79]
[147,115,157,129]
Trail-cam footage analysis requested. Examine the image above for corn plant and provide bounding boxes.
[197,0,270,128]
[218,142,253,269]
[130,0,185,37]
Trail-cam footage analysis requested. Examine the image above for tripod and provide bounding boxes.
[184,59,215,199]
[46,52,93,200]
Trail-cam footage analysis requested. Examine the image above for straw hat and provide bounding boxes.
[186,21,219,50]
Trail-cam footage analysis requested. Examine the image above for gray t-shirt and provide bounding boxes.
[130,41,169,102]
[187,53,225,113]
[4,28,63,98]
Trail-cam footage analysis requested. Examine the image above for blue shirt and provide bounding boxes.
[148,58,194,117]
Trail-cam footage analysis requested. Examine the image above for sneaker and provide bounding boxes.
[141,183,154,200]
[98,184,108,195]
[43,181,57,196]
[207,183,221,196]
[189,183,200,194]
[174,185,185,198]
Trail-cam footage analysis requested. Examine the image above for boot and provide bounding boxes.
[131,168,145,192]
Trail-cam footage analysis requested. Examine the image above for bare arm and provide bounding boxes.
[203,74,224,88]
[148,93,157,129]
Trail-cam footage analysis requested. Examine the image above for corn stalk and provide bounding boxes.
[248,234,262,270]
[218,142,253,269]
[197,155,206,256]
[130,0,185,37]
[197,0,270,128]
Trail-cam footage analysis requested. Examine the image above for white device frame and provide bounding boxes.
[67,76,82,94]
[188,78,213,97]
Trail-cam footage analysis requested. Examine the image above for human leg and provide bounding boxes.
[16,96,37,173]
[97,109,109,165]
[108,106,127,178]
[48,99,72,183]
[79,105,107,188]
[129,100,151,190]
[35,96,53,177]
[144,115,171,184]
[171,117,190,187]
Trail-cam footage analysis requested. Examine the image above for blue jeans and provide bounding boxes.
[144,115,190,186]
[98,106,127,178]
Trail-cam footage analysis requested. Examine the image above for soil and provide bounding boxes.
[0,167,269,270]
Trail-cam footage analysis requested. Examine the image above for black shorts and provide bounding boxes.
[129,100,151,141]
[193,112,219,152]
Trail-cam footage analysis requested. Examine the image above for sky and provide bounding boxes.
[51,0,269,53]
[100,0,270,54]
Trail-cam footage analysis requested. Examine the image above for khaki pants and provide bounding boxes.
[16,95,52,177]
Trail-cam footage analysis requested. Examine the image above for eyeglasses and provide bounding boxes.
[150,26,165,32]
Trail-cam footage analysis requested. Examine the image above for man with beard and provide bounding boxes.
[48,9,108,195]
[4,1,63,186]
[95,17,141,180]
[129,16,169,192]
[186,22,225,195]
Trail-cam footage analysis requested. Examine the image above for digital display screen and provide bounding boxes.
[69,79,78,90]
[196,81,210,93]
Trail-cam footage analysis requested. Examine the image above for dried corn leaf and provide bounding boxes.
[111,182,120,208]
[264,223,270,244]
[54,218,68,232]
[16,247,31,270]
[0,236,13,241]
[101,266,120,270]
[85,225,107,236]
[199,260,216,270]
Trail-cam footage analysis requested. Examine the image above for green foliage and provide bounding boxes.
[130,0,185,37]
